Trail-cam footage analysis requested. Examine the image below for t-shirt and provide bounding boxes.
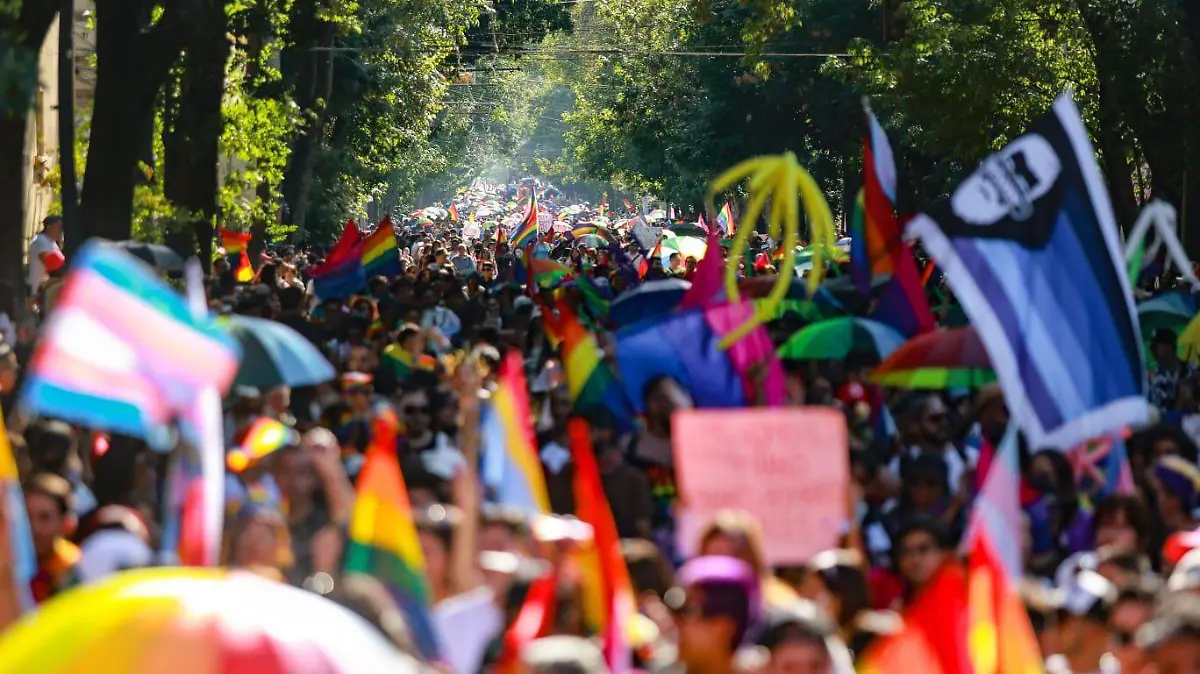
[27,232,63,290]
[450,254,476,275]
[433,586,504,674]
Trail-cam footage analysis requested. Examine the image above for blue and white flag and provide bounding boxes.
[908,94,1149,450]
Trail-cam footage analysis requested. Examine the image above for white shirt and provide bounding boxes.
[889,443,977,490]
[433,586,504,674]
[28,232,61,289]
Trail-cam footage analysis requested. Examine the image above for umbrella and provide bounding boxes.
[574,234,608,249]
[646,209,667,220]
[777,317,906,362]
[610,278,691,326]
[870,327,996,389]
[660,234,708,264]
[1137,292,1197,335]
[109,241,185,272]
[0,567,419,674]
[669,222,709,238]
[223,315,336,388]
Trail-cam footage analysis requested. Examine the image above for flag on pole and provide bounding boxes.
[0,410,35,612]
[717,202,736,236]
[449,203,461,223]
[481,351,552,516]
[234,250,254,283]
[908,93,1150,450]
[512,194,540,251]
[361,215,401,279]
[219,227,251,254]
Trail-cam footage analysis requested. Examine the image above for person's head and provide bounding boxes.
[798,549,868,629]
[42,215,63,240]
[27,420,78,478]
[973,384,1008,444]
[893,517,948,591]
[0,341,18,393]
[914,395,950,446]
[24,473,76,558]
[277,285,305,315]
[900,454,950,512]
[622,537,675,603]
[396,323,425,355]
[1136,593,1200,674]
[756,602,841,674]
[1091,495,1151,553]
[547,386,573,428]
[226,506,293,571]
[341,373,374,413]
[272,446,319,511]
[1108,577,1159,674]
[643,375,692,431]
[398,388,432,436]
[1152,455,1200,519]
[669,252,682,270]
[415,504,460,597]
[670,556,761,670]
[1151,328,1180,365]
[697,510,767,576]
[1055,570,1117,659]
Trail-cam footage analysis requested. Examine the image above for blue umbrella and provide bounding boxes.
[610,278,691,327]
[223,316,336,388]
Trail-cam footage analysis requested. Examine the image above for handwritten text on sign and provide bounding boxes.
[673,408,849,565]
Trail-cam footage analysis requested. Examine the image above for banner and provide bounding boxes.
[909,94,1149,450]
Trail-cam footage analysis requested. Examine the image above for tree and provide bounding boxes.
[0,0,57,317]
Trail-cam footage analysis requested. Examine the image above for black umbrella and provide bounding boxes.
[110,241,186,272]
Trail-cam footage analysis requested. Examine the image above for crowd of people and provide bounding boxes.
[2,177,1200,674]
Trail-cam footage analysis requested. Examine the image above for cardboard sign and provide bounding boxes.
[673,408,849,565]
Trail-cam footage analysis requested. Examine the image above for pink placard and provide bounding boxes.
[672,408,849,565]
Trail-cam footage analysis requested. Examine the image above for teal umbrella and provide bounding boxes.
[777,317,906,362]
[223,316,336,388]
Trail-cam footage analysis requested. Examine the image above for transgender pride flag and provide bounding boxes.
[21,242,240,444]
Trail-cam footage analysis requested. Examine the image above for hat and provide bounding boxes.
[670,556,762,645]
[1168,548,1200,592]
[1155,455,1200,510]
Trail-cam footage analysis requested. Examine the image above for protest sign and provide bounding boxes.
[673,408,848,565]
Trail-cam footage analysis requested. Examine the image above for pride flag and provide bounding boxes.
[853,102,934,337]
[716,201,736,236]
[569,420,635,674]
[21,242,240,441]
[512,193,540,251]
[312,220,365,300]
[219,227,251,254]
[449,203,460,223]
[544,297,635,430]
[0,410,35,612]
[361,215,401,279]
[530,257,572,290]
[858,563,973,674]
[234,250,254,283]
[382,345,437,383]
[481,351,551,515]
[344,409,440,661]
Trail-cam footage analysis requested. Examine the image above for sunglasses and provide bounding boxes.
[403,405,430,416]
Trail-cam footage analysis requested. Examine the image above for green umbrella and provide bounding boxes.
[777,317,906,362]
[223,316,336,388]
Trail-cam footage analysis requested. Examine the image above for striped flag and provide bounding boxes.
[344,408,441,661]
[569,419,635,674]
[717,201,736,236]
[543,298,636,430]
[20,242,240,442]
[512,194,540,250]
[481,351,551,516]
[361,215,401,279]
[312,220,366,300]
[219,227,251,254]
[908,93,1150,450]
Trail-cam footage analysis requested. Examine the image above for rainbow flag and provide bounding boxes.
[0,410,35,612]
[716,201,736,236]
[544,298,636,430]
[854,102,934,336]
[20,242,240,441]
[344,409,440,661]
[569,223,609,241]
[382,344,437,382]
[219,227,251,254]
[512,193,540,251]
[530,257,572,290]
[311,220,365,300]
[481,351,551,515]
[569,420,635,674]
[449,203,460,223]
[226,417,295,473]
[858,562,973,674]
[361,215,401,279]
[234,249,254,283]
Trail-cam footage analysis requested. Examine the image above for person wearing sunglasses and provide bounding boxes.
[666,556,761,674]
[889,394,976,497]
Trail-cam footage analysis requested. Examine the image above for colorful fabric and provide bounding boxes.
[716,201,736,236]
[449,203,460,223]
[234,250,254,283]
[219,227,251,254]
[311,220,366,300]
[30,539,80,605]
[344,409,440,661]
[569,420,635,674]
[512,194,540,251]
[909,94,1150,450]
[382,345,437,382]
[858,563,973,674]
[0,410,35,612]
[21,242,240,442]
[544,299,636,430]
[530,258,572,290]
[361,215,401,279]
[481,351,551,515]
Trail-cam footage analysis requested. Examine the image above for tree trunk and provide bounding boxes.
[279,7,335,234]
[79,0,195,243]
[163,0,230,264]
[0,0,59,317]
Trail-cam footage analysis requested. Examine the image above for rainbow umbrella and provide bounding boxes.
[0,567,419,673]
[777,317,904,362]
[660,233,708,264]
[870,327,995,389]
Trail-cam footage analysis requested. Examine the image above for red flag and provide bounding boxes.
[497,569,558,674]
[858,563,972,674]
[235,250,254,283]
